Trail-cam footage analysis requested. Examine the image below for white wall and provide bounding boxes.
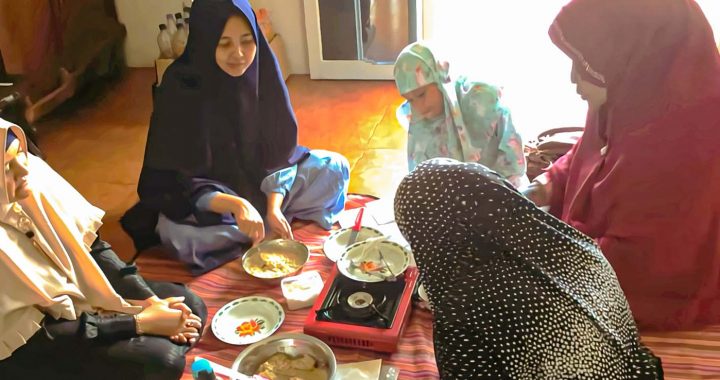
[250,0,309,74]
[115,0,186,68]
[115,0,310,73]
[697,0,720,42]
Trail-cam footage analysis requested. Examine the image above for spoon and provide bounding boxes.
[377,248,397,282]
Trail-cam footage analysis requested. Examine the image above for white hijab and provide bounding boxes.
[0,119,140,360]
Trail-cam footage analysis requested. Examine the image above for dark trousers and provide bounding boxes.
[0,282,207,380]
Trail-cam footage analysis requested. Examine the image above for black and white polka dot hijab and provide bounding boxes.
[394,158,662,378]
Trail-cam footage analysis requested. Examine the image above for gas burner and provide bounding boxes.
[339,290,388,321]
[314,273,403,329]
[304,266,419,353]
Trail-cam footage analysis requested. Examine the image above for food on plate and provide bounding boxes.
[255,353,329,380]
[235,318,264,337]
[247,253,298,277]
[359,260,381,273]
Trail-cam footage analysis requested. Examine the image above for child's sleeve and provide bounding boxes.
[495,107,528,186]
[458,80,527,184]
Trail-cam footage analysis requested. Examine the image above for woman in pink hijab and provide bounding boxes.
[523,0,720,331]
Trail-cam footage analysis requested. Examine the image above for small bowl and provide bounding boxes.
[232,333,337,379]
[242,239,309,281]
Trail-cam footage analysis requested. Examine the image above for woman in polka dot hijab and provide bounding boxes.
[395,158,663,379]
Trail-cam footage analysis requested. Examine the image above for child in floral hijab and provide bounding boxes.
[394,42,527,187]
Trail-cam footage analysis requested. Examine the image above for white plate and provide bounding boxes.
[323,226,384,262]
[337,240,411,283]
[211,296,285,345]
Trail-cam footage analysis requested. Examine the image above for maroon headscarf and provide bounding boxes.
[546,0,720,331]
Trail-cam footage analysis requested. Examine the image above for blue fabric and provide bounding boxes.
[155,150,349,275]
[263,149,349,229]
[260,164,297,197]
[156,214,251,275]
[5,129,16,150]
[195,191,220,212]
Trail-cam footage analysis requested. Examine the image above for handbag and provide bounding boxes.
[524,126,584,180]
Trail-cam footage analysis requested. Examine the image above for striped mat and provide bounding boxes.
[135,195,720,380]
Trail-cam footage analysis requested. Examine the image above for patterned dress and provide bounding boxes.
[394,42,527,187]
[394,158,663,379]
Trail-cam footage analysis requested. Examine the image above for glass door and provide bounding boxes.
[304,0,422,79]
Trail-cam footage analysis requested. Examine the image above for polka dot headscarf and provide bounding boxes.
[394,158,662,379]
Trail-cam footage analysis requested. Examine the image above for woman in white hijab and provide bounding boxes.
[0,118,207,379]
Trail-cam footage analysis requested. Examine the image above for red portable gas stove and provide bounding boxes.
[303,265,418,353]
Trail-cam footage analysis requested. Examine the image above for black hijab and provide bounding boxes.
[139,0,308,216]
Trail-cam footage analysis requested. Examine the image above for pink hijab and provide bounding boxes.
[546,0,720,330]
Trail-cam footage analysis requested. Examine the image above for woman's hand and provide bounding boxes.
[205,193,265,246]
[231,197,265,245]
[155,296,202,345]
[266,208,293,240]
[265,192,291,240]
[169,313,202,345]
[135,302,187,338]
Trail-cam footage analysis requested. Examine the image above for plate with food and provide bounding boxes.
[242,239,309,280]
[211,296,285,345]
[323,226,384,262]
[337,239,411,283]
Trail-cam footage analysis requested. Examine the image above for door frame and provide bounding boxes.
[303,0,425,80]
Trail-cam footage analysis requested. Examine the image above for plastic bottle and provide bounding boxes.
[172,22,188,58]
[156,24,174,59]
[166,13,177,36]
[191,358,217,380]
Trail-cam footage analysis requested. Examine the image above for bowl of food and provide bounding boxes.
[242,239,309,281]
[232,333,336,380]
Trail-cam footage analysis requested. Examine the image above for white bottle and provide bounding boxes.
[165,13,177,36]
[174,13,183,27]
[172,23,188,58]
[157,24,174,59]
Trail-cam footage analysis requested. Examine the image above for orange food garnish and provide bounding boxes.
[236,319,264,337]
[360,261,379,272]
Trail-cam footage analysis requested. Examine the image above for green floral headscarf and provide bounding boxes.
[394,42,527,186]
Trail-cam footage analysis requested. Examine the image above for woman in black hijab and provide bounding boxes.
[122,0,349,275]
[395,158,662,379]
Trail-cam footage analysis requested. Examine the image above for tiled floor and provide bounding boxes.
[35,69,407,261]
